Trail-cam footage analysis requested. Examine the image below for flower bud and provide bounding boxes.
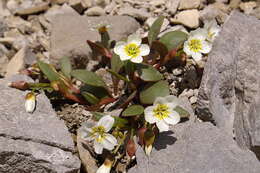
[96,158,113,173]
[137,127,147,146]
[126,139,137,159]
[50,81,60,91]
[144,129,155,156]
[8,81,29,90]
[25,92,36,113]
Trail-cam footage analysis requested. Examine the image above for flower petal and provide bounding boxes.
[144,106,157,124]
[97,164,111,173]
[78,127,93,140]
[200,41,212,54]
[165,110,180,125]
[190,28,207,40]
[156,120,169,132]
[139,44,150,56]
[94,140,104,154]
[183,41,192,56]
[164,95,179,108]
[154,96,168,105]
[130,56,143,63]
[25,99,35,113]
[102,134,117,150]
[191,52,202,61]
[97,115,114,132]
[114,41,126,55]
[127,34,142,46]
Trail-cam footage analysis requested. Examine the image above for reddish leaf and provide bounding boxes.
[87,40,112,59]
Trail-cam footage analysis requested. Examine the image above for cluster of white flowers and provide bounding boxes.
[114,34,150,63]
[144,95,181,132]
[80,115,118,154]
[184,20,221,61]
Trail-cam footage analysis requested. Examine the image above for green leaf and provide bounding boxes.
[113,116,128,128]
[71,70,106,88]
[174,106,190,118]
[80,85,109,99]
[82,91,100,105]
[107,69,129,83]
[137,64,163,82]
[159,31,188,51]
[111,53,123,73]
[37,61,60,82]
[148,16,165,45]
[122,105,144,117]
[140,80,170,104]
[60,57,72,79]
[92,112,105,121]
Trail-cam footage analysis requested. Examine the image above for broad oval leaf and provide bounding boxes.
[159,31,188,51]
[111,53,123,73]
[82,91,100,105]
[37,61,60,82]
[80,85,109,99]
[140,80,170,104]
[148,16,165,45]
[60,57,72,79]
[122,105,144,117]
[174,106,190,118]
[137,64,163,82]
[71,70,106,88]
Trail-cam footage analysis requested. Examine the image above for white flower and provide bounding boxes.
[144,95,181,132]
[183,28,212,61]
[204,20,221,42]
[25,92,36,113]
[96,158,113,173]
[114,34,150,63]
[80,115,118,154]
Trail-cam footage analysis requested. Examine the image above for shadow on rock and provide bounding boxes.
[154,131,177,150]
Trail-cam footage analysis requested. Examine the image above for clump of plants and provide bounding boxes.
[9,16,220,173]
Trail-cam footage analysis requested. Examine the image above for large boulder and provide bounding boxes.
[50,14,140,62]
[196,10,260,156]
[129,122,260,173]
[0,75,81,173]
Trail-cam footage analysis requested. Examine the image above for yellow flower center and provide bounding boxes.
[153,104,170,120]
[188,39,202,52]
[124,43,140,58]
[91,126,106,142]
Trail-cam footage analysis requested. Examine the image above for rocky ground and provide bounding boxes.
[0,0,260,173]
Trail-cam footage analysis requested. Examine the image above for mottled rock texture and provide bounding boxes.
[197,11,260,157]
[0,75,81,173]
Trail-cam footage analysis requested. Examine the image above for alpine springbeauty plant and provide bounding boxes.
[9,16,220,172]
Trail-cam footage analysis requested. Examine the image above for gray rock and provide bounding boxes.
[129,122,260,173]
[15,2,49,16]
[166,0,181,15]
[199,2,229,24]
[0,75,81,172]
[85,6,106,16]
[197,11,260,155]
[5,46,36,77]
[178,0,200,10]
[50,14,139,62]
[171,9,200,28]
[117,6,151,21]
